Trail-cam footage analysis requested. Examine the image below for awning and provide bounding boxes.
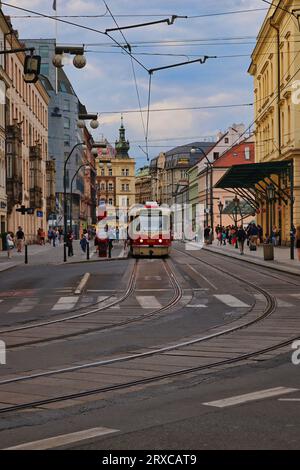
[214,161,293,210]
[215,161,291,189]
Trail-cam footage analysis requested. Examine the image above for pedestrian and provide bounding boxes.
[108,227,115,258]
[40,228,45,245]
[48,227,53,244]
[80,233,88,254]
[222,228,227,246]
[249,223,259,247]
[66,230,74,257]
[116,227,119,242]
[237,225,247,255]
[52,228,59,247]
[296,226,300,262]
[16,226,25,253]
[6,232,14,259]
[204,226,211,245]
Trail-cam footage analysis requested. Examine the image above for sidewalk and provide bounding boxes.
[0,240,127,272]
[203,240,300,276]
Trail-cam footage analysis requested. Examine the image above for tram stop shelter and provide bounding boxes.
[214,160,295,260]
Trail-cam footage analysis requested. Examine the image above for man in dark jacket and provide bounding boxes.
[237,226,247,255]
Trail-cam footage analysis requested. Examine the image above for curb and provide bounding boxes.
[75,272,90,295]
[203,246,300,277]
[65,255,128,266]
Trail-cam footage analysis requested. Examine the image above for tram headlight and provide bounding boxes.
[159,239,163,243]
[140,239,144,244]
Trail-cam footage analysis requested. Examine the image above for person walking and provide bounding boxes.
[80,233,88,254]
[66,230,74,257]
[16,226,25,253]
[296,226,300,262]
[6,232,14,259]
[237,226,247,255]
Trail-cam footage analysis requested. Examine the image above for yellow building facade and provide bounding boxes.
[248,0,300,242]
[96,123,135,212]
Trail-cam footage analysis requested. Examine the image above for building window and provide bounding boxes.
[64,133,70,146]
[100,183,105,191]
[213,152,219,160]
[39,45,49,58]
[64,117,70,129]
[63,100,70,112]
[224,138,229,144]
[101,169,105,176]
[108,168,113,176]
[244,147,250,160]
[108,198,113,205]
[40,62,49,76]
[108,183,113,191]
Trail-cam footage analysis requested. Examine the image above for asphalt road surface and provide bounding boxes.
[0,243,299,450]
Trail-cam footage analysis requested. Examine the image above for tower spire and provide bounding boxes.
[115,116,130,158]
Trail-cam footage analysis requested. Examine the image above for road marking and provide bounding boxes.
[136,296,162,309]
[187,266,218,290]
[278,398,300,402]
[203,387,299,408]
[75,273,90,295]
[290,294,300,300]
[276,299,295,308]
[186,304,207,308]
[144,276,162,280]
[5,426,119,450]
[8,298,39,313]
[52,296,79,311]
[214,294,250,308]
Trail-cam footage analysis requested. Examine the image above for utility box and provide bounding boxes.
[263,243,274,261]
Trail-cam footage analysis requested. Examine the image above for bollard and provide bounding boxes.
[25,244,28,264]
[64,243,67,262]
[87,242,90,260]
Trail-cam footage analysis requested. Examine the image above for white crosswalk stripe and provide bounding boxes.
[8,298,39,313]
[52,296,79,311]
[136,296,162,309]
[203,387,299,408]
[213,294,250,308]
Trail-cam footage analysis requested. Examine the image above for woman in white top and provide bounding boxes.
[6,232,14,259]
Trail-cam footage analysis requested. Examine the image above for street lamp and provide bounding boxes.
[191,147,213,230]
[53,45,87,69]
[78,113,99,130]
[218,200,224,228]
[63,142,87,261]
[266,184,275,243]
[233,196,240,249]
[69,164,95,234]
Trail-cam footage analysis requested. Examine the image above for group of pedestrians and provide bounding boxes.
[5,226,25,259]
[215,223,264,255]
[47,227,64,247]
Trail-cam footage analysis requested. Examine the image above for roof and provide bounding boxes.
[165,141,214,157]
[215,161,292,189]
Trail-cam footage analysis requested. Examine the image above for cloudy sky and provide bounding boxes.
[2,0,269,168]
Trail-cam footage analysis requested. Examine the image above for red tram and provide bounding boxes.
[129,202,172,257]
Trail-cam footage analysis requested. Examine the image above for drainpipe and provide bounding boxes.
[269,19,282,157]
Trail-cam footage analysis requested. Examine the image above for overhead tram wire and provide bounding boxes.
[9,7,268,20]
[1,1,150,73]
[102,0,147,146]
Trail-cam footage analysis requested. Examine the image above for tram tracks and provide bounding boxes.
[1,249,297,414]
[0,258,183,349]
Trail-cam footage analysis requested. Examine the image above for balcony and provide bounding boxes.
[29,144,43,209]
[6,122,23,213]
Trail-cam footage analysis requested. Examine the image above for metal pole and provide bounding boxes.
[205,166,209,227]
[290,161,295,260]
[210,165,214,230]
[87,241,90,260]
[25,244,28,264]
